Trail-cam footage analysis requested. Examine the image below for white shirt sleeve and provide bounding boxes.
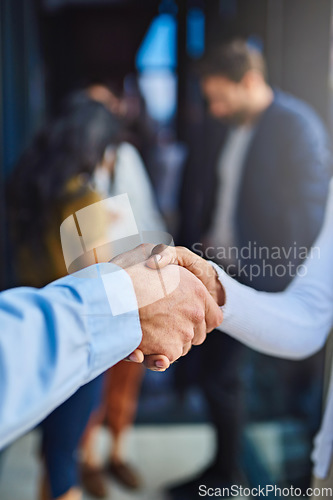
[211,179,333,360]
[114,142,166,232]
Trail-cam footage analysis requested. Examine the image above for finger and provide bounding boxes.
[125,349,144,363]
[192,319,207,346]
[146,245,178,269]
[203,287,224,332]
[111,243,157,269]
[175,247,219,287]
[147,246,211,284]
[182,342,192,356]
[147,246,225,305]
[142,354,170,371]
[140,243,158,260]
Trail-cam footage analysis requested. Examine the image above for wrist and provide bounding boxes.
[214,274,226,306]
[209,261,226,306]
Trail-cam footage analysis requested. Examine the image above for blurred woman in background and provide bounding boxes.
[7,97,120,500]
[7,89,166,499]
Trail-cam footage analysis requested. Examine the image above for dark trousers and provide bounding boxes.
[41,374,104,498]
[175,330,246,481]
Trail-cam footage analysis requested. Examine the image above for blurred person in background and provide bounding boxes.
[170,39,332,499]
[75,83,166,498]
[86,81,158,194]
[147,174,333,496]
[8,85,166,499]
[7,97,120,500]
[86,83,165,233]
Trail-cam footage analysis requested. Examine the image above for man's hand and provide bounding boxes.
[111,245,223,370]
[111,244,156,270]
[146,245,226,306]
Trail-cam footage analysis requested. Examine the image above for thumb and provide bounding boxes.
[146,245,225,305]
[146,244,178,269]
[146,245,203,275]
[143,354,170,371]
[125,349,144,363]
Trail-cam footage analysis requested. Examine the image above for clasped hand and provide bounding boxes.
[111,244,225,371]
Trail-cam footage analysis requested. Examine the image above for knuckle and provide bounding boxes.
[183,328,194,344]
[165,344,183,364]
[182,343,192,356]
[192,331,207,346]
[171,349,183,364]
[178,246,187,253]
[191,306,205,324]
[210,309,223,329]
[194,281,206,297]
[154,243,168,254]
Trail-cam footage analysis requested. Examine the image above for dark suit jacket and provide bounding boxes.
[179,90,332,292]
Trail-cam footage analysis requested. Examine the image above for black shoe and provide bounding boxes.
[166,466,236,500]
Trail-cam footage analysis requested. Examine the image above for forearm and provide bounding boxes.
[212,263,331,359]
[0,263,142,448]
[212,180,333,359]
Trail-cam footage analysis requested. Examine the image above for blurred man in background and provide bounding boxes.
[171,39,332,499]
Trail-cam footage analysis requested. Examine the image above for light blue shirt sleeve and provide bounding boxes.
[0,263,142,449]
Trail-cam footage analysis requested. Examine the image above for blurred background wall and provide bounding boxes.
[1,0,333,289]
[1,2,333,495]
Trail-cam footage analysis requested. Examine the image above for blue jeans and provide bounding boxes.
[41,374,104,498]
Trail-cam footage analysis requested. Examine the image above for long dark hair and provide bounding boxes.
[7,96,120,248]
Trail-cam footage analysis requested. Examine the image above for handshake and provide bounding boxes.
[111,244,226,371]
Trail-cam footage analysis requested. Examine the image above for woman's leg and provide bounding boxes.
[39,464,51,500]
[81,423,103,468]
[105,361,145,489]
[80,362,145,493]
[110,431,125,465]
[55,487,82,500]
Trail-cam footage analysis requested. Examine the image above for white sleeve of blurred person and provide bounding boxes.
[113,142,166,232]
